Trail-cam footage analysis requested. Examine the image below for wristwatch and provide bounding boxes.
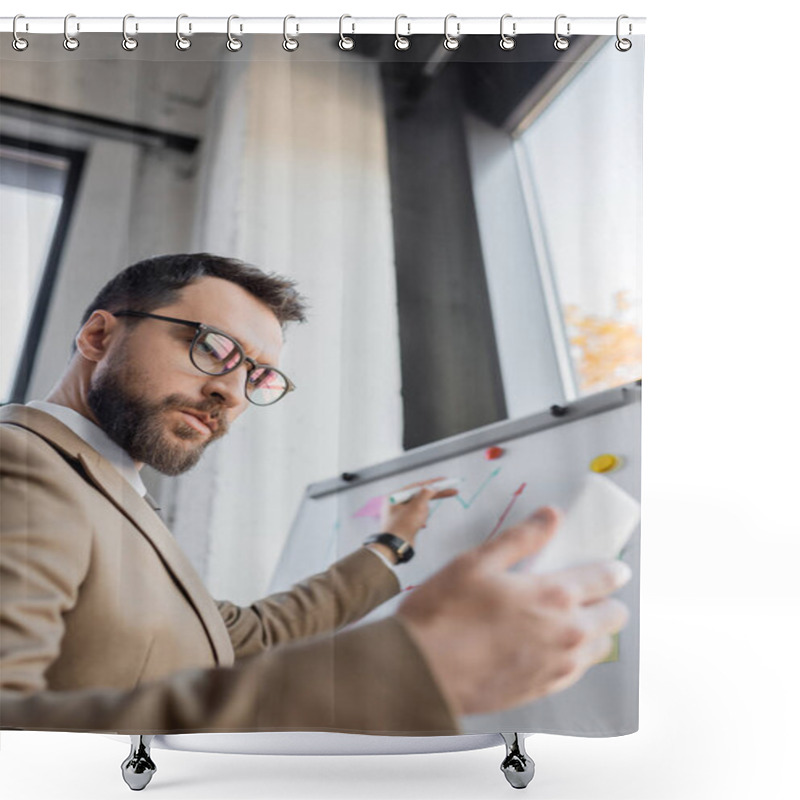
[363,533,415,564]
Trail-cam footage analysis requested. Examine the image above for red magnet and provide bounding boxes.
[485,446,504,460]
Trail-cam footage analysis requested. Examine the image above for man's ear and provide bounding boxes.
[75,311,120,363]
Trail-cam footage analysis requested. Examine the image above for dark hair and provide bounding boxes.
[76,253,308,345]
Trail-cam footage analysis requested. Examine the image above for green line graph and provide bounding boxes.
[427,467,502,521]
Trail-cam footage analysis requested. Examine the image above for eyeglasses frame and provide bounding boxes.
[111,310,295,406]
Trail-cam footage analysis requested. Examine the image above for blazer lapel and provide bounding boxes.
[0,404,234,666]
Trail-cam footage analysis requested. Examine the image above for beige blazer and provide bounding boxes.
[0,405,460,735]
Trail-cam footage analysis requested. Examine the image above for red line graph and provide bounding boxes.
[484,482,527,543]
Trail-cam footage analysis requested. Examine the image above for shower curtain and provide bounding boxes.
[0,23,644,740]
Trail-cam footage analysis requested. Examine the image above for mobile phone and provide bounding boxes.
[515,473,640,574]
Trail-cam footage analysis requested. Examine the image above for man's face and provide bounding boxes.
[86,277,285,475]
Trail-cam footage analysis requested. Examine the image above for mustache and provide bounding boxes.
[161,395,229,437]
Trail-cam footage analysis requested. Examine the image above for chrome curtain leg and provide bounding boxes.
[121,735,157,791]
[500,732,535,789]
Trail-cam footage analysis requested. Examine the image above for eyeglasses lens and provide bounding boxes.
[246,366,289,406]
[192,330,288,405]
[192,331,240,374]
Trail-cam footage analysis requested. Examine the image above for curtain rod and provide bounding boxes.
[0,16,646,37]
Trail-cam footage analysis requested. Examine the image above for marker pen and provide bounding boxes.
[388,478,462,505]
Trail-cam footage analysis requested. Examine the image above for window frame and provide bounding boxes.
[510,39,643,400]
[1,134,86,404]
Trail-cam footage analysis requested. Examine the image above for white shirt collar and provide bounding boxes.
[26,400,148,498]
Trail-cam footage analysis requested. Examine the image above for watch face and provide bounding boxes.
[365,534,413,563]
[395,540,412,562]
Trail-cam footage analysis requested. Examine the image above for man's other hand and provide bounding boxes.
[395,506,632,716]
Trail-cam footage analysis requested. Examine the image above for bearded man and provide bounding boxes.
[0,253,630,735]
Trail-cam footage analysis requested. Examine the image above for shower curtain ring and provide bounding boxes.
[554,15,571,50]
[63,14,79,51]
[394,15,411,50]
[227,15,243,51]
[443,14,460,51]
[338,15,355,51]
[499,14,516,50]
[122,15,138,51]
[283,15,299,51]
[615,15,633,51]
[175,14,191,50]
[12,15,29,51]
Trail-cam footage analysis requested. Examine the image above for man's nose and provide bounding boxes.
[201,367,247,409]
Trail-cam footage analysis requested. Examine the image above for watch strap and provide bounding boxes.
[363,533,415,564]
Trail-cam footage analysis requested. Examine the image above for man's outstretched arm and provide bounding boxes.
[215,480,454,659]
[215,547,401,659]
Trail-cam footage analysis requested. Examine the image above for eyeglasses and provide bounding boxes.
[112,310,295,406]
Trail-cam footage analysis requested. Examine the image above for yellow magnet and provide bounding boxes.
[590,454,622,473]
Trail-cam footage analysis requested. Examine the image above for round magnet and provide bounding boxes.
[485,446,505,460]
[590,454,622,473]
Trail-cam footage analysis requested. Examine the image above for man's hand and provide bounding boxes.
[395,506,632,717]
[379,477,459,545]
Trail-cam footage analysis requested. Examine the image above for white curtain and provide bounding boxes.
[169,53,403,603]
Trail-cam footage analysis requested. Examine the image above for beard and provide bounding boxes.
[87,348,229,476]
